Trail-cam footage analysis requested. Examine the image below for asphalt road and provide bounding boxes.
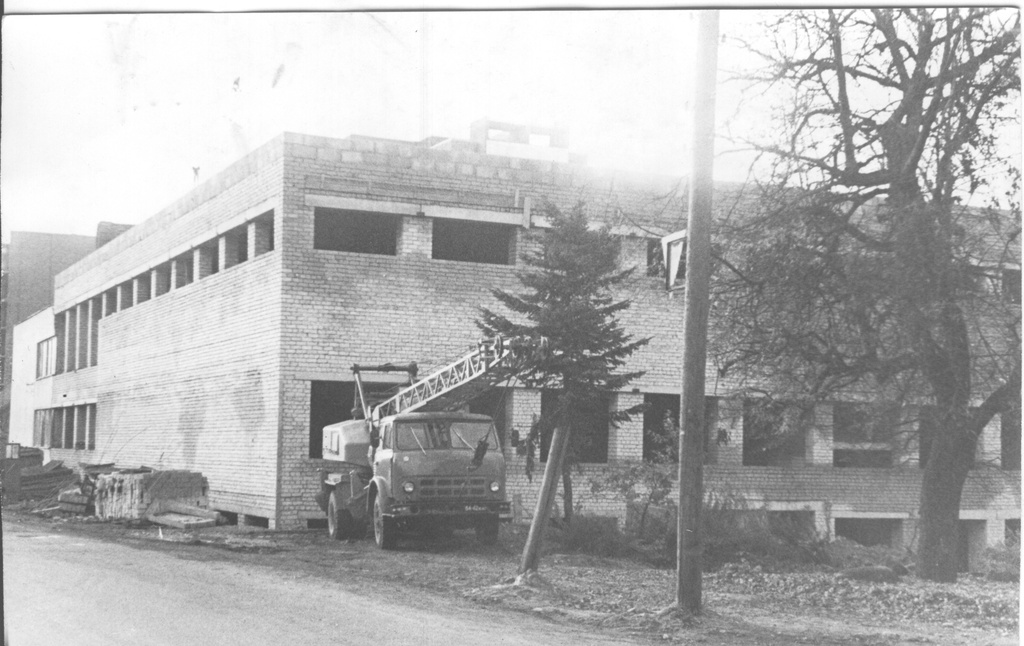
[3,520,636,646]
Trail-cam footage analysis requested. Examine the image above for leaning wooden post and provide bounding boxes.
[519,423,570,574]
[675,9,719,614]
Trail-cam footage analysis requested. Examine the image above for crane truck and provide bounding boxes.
[315,336,544,549]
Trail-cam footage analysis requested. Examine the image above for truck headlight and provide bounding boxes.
[402,481,415,494]
[489,481,500,493]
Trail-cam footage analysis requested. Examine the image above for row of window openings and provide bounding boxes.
[308,383,1020,470]
[33,404,96,450]
[315,208,671,274]
[42,212,274,376]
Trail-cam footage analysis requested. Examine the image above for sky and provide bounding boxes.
[3,10,767,241]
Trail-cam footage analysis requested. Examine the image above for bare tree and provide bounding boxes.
[718,8,1021,582]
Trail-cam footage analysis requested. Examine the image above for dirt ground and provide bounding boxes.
[3,506,1018,646]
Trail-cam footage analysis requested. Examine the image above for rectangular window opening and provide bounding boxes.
[87,404,97,450]
[742,399,807,466]
[33,409,53,447]
[62,407,74,448]
[89,296,101,366]
[431,218,515,265]
[642,393,719,464]
[75,405,87,450]
[646,239,664,278]
[76,303,89,370]
[174,253,194,288]
[36,337,56,380]
[51,408,64,449]
[54,313,66,374]
[308,381,398,459]
[314,208,399,255]
[539,390,610,464]
[254,211,275,256]
[119,281,134,310]
[832,402,896,468]
[135,273,151,303]
[65,308,78,371]
[467,389,509,447]
[153,263,172,296]
[835,518,901,548]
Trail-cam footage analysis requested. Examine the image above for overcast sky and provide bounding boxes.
[3,10,776,242]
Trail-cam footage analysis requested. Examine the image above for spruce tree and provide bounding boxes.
[478,203,649,521]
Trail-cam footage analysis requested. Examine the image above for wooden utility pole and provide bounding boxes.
[520,423,570,574]
[675,9,719,614]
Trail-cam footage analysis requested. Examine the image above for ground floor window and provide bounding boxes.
[33,403,96,450]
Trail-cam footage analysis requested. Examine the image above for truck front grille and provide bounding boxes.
[418,477,488,498]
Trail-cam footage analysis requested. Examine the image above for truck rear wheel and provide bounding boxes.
[327,491,355,540]
[372,494,397,550]
[475,516,499,545]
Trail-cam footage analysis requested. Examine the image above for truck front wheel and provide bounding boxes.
[372,495,397,550]
[475,516,499,545]
[327,491,355,540]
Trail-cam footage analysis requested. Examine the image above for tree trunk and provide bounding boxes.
[562,468,574,522]
[917,407,976,581]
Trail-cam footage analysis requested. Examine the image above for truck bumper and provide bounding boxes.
[384,500,510,523]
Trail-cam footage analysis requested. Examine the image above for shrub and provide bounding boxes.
[549,514,631,558]
[980,536,1020,582]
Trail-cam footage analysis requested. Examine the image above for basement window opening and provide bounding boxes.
[314,208,399,255]
[431,218,515,265]
[835,518,900,547]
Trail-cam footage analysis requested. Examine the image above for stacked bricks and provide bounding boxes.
[94,470,208,520]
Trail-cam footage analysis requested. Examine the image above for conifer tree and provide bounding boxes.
[478,203,649,521]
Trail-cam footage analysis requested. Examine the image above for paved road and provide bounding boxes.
[3,520,634,646]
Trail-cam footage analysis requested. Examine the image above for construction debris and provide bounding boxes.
[19,461,77,501]
[94,469,209,521]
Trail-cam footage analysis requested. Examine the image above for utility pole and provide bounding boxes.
[675,9,719,614]
[519,422,570,574]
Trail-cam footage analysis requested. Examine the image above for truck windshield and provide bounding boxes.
[395,421,497,451]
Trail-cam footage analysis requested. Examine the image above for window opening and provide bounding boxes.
[832,402,897,468]
[309,380,397,458]
[314,208,399,255]
[539,390,610,463]
[431,218,514,265]
[153,263,172,296]
[135,273,151,303]
[36,337,56,379]
[742,399,807,466]
[835,518,900,547]
[89,296,101,366]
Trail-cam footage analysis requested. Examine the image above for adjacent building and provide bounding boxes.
[8,122,1019,569]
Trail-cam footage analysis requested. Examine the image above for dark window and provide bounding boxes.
[1002,407,1021,470]
[1003,268,1021,304]
[135,273,151,303]
[314,208,399,255]
[89,297,101,367]
[54,313,66,374]
[643,393,719,464]
[51,408,64,449]
[431,218,514,265]
[835,518,900,547]
[87,404,97,450]
[174,253,194,288]
[646,239,664,278]
[833,402,899,443]
[62,407,74,448]
[538,390,609,463]
[742,399,806,466]
[153,263,172,296]
[223,226,248,269]
[309,380,400,458]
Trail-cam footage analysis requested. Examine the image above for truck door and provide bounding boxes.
[374,421,394,499]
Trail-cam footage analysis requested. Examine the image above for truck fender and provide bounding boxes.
[367,476,389,515]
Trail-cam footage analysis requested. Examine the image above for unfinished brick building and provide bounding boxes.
[8,121,1020,569]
